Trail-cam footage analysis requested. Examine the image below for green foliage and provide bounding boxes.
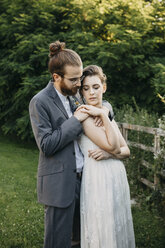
[114,104,165,216]
[154,115,165,201]
[0,0,165,140]
[151,62,165,105]
[132,206,165,248]
[113,102,159,127]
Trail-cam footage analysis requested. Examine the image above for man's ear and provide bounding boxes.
[53,73,61,82]
[103,83,107,93]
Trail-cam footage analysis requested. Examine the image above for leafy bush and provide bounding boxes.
[113,102,159,127]
[132,206,165,248]
[111,104,165,216]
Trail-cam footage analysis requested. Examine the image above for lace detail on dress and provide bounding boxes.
[79,135,135,248]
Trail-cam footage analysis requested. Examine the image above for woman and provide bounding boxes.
[76,65,135,248]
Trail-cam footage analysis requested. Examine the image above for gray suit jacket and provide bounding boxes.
[29,81,83,208]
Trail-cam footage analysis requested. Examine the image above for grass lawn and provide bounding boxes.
[0,135,164,247]
[0,136,44,248]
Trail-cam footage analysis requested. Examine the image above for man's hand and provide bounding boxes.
[77,105,103,117]
[77,105,104,126]
[88,149,114,161]
[74,108,89,122]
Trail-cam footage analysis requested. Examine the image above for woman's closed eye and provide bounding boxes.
[82,86,89,91]
[83,85,100,91]
[93,85,100,89]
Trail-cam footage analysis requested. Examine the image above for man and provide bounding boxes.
[29,41,113,248]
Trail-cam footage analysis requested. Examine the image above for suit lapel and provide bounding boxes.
[46,81,69,119]
[68,96,81,113]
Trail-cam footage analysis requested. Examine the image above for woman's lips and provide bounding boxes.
[89,97,96,100]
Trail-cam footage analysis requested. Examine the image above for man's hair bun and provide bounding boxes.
[49,41,65,57]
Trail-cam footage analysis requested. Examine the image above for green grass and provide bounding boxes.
[0,136,44,248]
[0,135,165,247]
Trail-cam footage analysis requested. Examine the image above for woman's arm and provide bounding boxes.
[88,120,130,160]
[111,120,130,158]
[78,105,121,154]
[88,148,129,160]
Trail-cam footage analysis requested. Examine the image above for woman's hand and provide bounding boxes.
[76,105,103,117]
[76,105,106,126]
[93,116,103,127]
[88,149,113,161]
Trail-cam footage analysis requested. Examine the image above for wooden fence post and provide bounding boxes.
[122,127,128,142]
[154,131,161,187]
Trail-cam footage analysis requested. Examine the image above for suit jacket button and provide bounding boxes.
[73,169,76,173]
[73,151,75,155]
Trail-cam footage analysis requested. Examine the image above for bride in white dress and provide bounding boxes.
[76,65,135,248]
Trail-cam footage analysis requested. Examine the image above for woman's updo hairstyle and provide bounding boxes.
[80,65,107,102]
[82,65,107,85]
[48,40,82,79]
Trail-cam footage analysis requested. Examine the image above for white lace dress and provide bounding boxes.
[79,134,135,248]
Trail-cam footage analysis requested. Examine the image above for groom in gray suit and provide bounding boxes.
[29,41,89,248]
[29,41,114,248]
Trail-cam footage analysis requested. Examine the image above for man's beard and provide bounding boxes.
[60,79,79,96]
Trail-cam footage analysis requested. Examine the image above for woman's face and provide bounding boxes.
[82,75,106,108]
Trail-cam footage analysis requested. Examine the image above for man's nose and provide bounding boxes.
[76,80,81,87]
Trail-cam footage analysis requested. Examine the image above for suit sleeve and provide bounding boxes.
[29,97,83,157]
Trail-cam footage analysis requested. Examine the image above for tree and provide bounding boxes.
[0,0,164,140]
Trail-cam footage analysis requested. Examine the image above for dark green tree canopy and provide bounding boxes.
[0,0,164,140]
